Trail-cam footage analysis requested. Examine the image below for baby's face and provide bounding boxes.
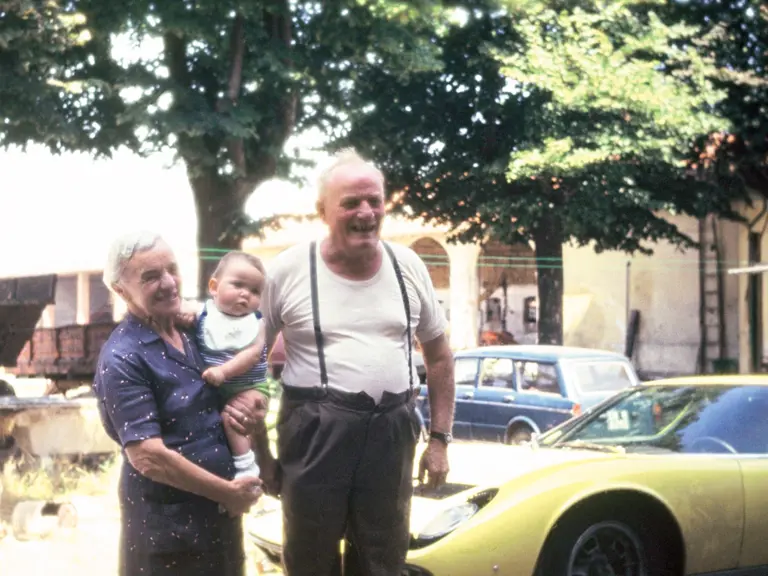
[209,259,264,317]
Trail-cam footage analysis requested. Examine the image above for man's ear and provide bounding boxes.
[316,199,325,220]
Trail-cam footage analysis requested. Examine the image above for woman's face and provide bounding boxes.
[114,242,182,321]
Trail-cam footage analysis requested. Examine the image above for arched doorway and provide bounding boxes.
[477,241,536,345]
[409,238,450,345]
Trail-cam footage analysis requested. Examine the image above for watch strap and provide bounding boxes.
[429,431,452,444]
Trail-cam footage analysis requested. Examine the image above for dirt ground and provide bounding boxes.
[0,468,282,575]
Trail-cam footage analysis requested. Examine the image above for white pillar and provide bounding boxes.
[76,272,90,325]
[447,243,481,350]
[39,304,55,328]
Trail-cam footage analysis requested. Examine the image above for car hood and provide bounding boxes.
[247,442,615,544]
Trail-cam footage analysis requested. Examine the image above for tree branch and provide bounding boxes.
[218,13,246,174]
[163,31,197,160]
[241,0,297,195]
[273,2,297,146]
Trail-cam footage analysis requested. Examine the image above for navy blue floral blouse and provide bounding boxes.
[94,313,244,576]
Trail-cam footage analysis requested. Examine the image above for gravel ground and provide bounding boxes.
[0,491,281,575]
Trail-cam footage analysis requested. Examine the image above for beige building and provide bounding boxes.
[242,211,746,379]
[3,209,756,380]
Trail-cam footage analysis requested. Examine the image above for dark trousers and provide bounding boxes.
[276,384,420,576]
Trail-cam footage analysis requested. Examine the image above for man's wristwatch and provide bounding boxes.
[429,430,453,445]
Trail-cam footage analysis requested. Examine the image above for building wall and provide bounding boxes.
[561,213,741,378]
[734,197,768,372]
[53,275,77,327]
[563,215,692,376]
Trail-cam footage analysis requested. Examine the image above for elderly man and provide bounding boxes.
[261,149,456,576]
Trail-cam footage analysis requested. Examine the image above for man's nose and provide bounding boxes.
[357,201,375,218]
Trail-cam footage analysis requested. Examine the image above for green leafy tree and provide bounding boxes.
[0,0,444,293]
[332,0,737,344]
[665,0,767,193]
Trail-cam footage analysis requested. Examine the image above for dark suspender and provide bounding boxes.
[383,242,414,393]
[309,241,414,393]
[309,242,329,387]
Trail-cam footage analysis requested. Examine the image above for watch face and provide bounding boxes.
[432,431,452,444]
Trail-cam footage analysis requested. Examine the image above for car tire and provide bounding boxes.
[535,504,678,576]
[504,424,533,445]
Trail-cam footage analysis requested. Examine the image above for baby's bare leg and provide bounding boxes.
[223,390,261,479]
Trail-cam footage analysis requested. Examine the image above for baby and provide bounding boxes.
[181,250,270,480]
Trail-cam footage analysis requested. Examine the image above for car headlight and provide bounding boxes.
[411,488,498,548]
[415,502,479,540]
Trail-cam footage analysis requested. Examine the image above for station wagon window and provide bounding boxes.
[572,361,635,394]
[515,361,562,396]
[454,358,479,387]
[479,358,514,388]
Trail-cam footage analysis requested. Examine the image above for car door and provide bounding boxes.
[419,356,478,439]
[724,389,768,569]
[508,359,576,435]
[451,356,480,439]
[470,356,517,441]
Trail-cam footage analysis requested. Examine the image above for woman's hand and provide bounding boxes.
[222,390,269,435]
[222,476,263,517]
[175,299,201,329]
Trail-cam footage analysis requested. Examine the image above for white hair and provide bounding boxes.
[103,230,164,289]
[316,148,385,205]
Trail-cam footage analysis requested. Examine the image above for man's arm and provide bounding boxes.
[420,333,455,435]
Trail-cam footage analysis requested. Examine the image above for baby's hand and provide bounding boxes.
[202,367,226,387]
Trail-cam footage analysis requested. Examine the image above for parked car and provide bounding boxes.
[417,345,640,444]
[248,374,768,576]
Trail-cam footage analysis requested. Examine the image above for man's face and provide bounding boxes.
[319,162,386,257]
[114,242,182,320]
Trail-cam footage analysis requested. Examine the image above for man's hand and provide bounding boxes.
[417,440,450,489]
[222,390,269,435]
[258,451,282,496]
[202,367,226,387]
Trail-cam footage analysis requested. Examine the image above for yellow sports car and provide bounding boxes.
[247,375,768,575]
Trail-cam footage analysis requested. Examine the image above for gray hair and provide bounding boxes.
[103,230,164,289]
[316,148,385,205]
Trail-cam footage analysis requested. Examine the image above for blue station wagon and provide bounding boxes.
[417,345,640,444]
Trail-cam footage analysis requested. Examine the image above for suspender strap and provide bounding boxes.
[308,241,414,393]
[383,242,414,393]
[309,241,329,388]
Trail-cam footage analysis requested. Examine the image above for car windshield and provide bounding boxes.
[571,361,636,394]
[540,384,768,454]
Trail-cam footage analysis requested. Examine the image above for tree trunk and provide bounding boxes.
[532,215,564,345]
[190,171,244,299]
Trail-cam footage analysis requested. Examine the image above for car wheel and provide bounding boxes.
[504,424,533,445]
[536,505,676,576]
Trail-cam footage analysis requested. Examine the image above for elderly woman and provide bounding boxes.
[93,231,266,576]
